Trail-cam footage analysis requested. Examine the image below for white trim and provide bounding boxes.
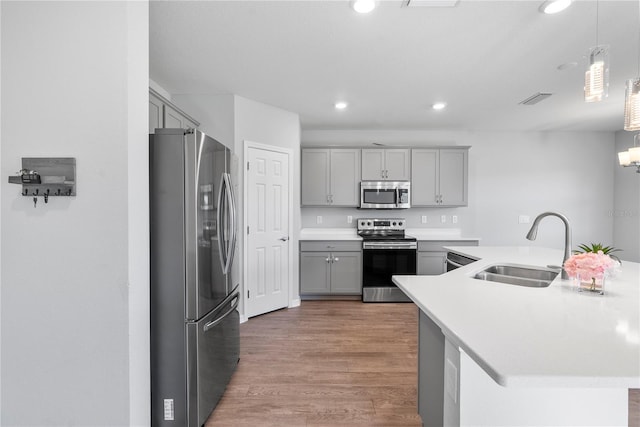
[243,141,295,319]
[128,2,150,426]
[289,298,301,309]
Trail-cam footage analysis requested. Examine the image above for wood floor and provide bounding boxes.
[205,301,420,426]
[206,300,640,427]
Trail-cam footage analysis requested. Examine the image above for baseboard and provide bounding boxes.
[289,298,301,308]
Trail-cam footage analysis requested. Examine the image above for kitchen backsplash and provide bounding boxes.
[301,206,471,230]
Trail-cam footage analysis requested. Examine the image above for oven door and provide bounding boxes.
[362,242,416,302]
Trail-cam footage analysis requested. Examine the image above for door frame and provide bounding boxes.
[243,140,295,319]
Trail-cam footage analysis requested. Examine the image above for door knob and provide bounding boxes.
[279,236,289,241]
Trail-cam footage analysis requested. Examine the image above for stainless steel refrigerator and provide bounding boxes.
[150,128,239,427]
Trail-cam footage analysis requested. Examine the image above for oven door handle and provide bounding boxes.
[363,242,417,250]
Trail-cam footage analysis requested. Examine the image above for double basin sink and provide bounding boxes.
[472,264,559,288]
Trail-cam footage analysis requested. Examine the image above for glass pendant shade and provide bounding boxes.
[584,45,610,102]
[624,78,640,131]
[618,151,631,166]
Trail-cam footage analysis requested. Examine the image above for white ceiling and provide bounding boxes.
[150,0,639,132]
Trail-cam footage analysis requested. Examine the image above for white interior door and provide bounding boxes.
[246,145,290,318]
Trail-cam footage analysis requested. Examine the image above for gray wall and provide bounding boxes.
[302,130,617,252]
[613,131,640,262]
[1,2,149,425]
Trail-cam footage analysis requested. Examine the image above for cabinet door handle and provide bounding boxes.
[333,257,339,262]
[279,236,289,241]
[325,257,331,263]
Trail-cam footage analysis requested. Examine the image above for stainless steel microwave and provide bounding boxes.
[360,181,410,209]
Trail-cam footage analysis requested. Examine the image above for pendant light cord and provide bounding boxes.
[596,0,599,47]
[637,0,640,76]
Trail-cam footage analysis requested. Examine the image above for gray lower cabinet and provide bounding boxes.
[417,240,479,275]
[300,241,362,297]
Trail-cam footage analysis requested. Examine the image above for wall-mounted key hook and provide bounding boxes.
[56,189,61,196]
[22,189,28,196]
[44,189,50,204]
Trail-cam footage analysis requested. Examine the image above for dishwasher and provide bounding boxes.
[445,252,478,272]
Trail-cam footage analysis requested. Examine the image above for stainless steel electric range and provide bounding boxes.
[357,218,417,302]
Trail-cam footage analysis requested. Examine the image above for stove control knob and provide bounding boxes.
[367,221,372,226]
[398,221,403,226]
[392,221,397,226]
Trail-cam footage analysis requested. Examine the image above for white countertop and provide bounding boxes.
[393,246,640,388]
[299,228,480,242]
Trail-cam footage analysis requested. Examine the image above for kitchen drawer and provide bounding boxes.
[300,241,362,252]
[418,240,478,252]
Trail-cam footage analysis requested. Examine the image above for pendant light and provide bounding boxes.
[585,0,609,103]
[624,0,640,131]
[618,134,640,173]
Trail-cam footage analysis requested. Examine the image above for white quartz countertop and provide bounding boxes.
[393,246,640,388]
[299,228,480,242]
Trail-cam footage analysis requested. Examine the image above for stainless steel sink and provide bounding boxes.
[472,264,559,288]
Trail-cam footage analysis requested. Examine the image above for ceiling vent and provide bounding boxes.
[519,92,553,106]
[402,0,459,7]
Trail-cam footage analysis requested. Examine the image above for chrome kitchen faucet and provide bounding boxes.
[526,211,572,280]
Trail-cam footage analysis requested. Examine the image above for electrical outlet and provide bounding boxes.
[316,215,323,224]
[452,215,458,224]
[347,215,353,224]
[441,215,447,223]
[421,215,428,224]
[518,215,530,224]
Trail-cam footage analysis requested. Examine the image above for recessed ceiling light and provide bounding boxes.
[539,0,572,15]
[335,101,348,110]
[351,0,377,14]
[432,102,447,110]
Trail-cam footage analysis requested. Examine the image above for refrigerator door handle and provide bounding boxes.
[204,290,239,332]
[216,173,228,271]
[223,172,237,274]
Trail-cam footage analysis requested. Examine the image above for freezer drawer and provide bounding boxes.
[187,289,240,427]
[151,288,239,427]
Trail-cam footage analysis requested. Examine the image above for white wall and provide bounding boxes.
[1,2,148,425]
[613,131,640,262]
[234,96,302,305]
[302,130,616,252]
[170,93,302,315]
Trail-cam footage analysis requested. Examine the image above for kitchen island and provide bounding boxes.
[393,246,640,426]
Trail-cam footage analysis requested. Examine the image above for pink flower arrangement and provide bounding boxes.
[563,251,617,280]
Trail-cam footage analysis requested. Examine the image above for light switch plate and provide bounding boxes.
[421,215,428,224]
[441,215,447,223]
[518,215,530,224]
[347,215,353,224]
[452,215,458,224]
[316,215,323,224]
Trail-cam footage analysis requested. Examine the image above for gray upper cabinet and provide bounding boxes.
[164,104,198,130]
[301,148,361,206]
[412,148,469,207]
[149,92,164,133]
[149,88,199,134]
[361,149,410,181]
